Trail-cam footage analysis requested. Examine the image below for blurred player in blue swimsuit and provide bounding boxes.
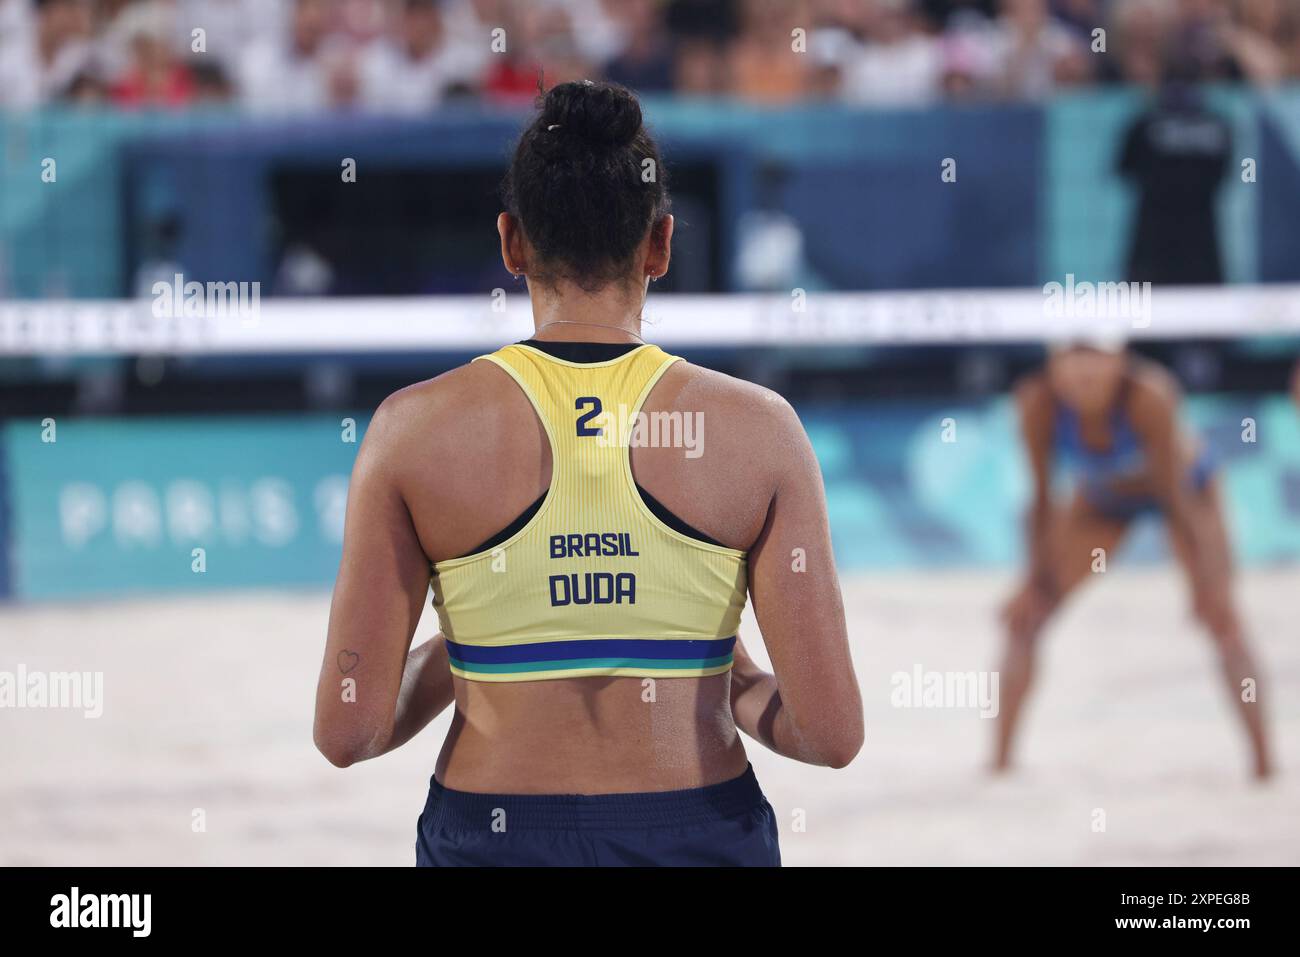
[996,339,1273,779]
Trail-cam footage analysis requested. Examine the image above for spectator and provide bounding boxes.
[726,0,815,103]
[663,0,737,94]
[0,0,32,106]
[604,0,675,92]
[481,0,592,103]
[433,0,497,89]
[1220,0,1300,85]
[920,0,996,30]
[237,0,356,113]
[940,27,984,96]
[191,60,235,104]
[670,36,723,93]
[338,0,388,45]
[66,68,108,105]
[1167,0,1241,82]
[567,0,624,68]
[970,0,1090,100]
[358,0,458,114]
[802,18,859,99]
[0,0,29,36]
[840,0,944,107]
[1102,0,1173,88]
[1051,0,1105,44]
[2,0,1298,113]
[109,2,197,109]
[0,0,95,108]
[667,0,739,39]
[174,0,286,73]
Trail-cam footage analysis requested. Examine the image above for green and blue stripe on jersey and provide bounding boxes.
[445,636,737,681]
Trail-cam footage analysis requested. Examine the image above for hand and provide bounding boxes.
[729,633,768,703]
[728,635,783,754]
[731,632,755,671]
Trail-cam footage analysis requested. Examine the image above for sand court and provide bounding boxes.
[1,567,1295,866]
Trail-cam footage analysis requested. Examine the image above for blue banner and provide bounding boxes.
[811,395,1300,569]
[0,432,11,599]
[2,397,1298,600]
[2,414,362,599]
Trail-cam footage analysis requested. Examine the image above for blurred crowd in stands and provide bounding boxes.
[1,0,1298,113]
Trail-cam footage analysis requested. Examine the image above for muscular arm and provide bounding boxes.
[732,396,863,768]
[313,395,451,768]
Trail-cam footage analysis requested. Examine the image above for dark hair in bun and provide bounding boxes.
[503,81,670,290]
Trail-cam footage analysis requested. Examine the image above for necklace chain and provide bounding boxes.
[533,319,644,343]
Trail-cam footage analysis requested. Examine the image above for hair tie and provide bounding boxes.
[547,124,562,131]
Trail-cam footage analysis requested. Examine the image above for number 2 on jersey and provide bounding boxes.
[575,397,604,437]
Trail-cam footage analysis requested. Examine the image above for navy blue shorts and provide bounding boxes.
[415,764,781,867]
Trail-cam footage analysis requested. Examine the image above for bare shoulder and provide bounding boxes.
[652,359,811,491]
[1013,369,1050,410]
[363,359,505,454]
[1013,370,1054,436]
[666,360,803,433]
[1126,357,1182,417]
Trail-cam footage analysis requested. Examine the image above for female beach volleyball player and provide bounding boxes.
[995,341,1272,779]
[313,81,863,866]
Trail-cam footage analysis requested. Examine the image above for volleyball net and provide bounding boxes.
[3,284,1300,355]
[1,285,1298,604]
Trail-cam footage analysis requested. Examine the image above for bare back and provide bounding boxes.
[369,352,824,792]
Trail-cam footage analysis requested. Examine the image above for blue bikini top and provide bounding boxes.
[1051,378,1147,484]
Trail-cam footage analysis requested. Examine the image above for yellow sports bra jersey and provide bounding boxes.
[430,341,748,682]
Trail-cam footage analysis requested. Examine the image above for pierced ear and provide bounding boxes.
[497,212,528,276]
[646,214,673,279]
